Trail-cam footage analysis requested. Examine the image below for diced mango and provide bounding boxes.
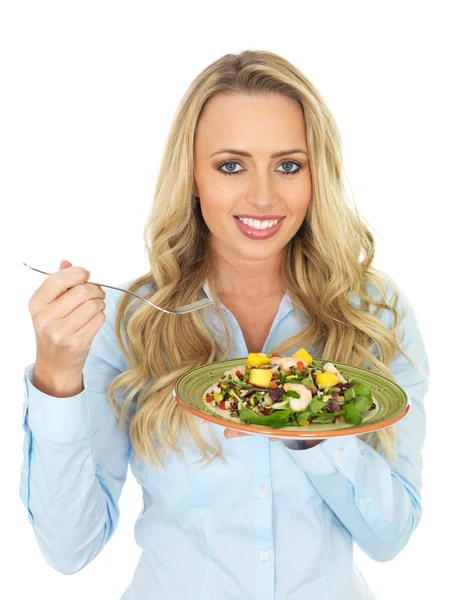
[246,353,271,367]
[249,368,273,388]
[315,372,339,389]
[292,347,313,365]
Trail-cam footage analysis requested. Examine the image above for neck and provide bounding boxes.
[208,244,285,301]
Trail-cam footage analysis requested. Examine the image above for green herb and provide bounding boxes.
[270,399,290,410]
[342,403,362,425]
[344,384,372,402]
[300,375,316,389]
[353,395,373,412]
[284,390,300,398]
[310,399,326,415]
[227,388,241,401]
[296,411,311,422]
[311,414,336,424]
[239,406,291,429]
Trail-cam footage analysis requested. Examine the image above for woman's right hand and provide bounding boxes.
[28,259,107,395]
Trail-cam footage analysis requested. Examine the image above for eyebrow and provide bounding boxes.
[210,148,309,158]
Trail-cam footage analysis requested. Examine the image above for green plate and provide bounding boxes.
[174,357,410,439]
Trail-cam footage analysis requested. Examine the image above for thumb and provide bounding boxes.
[59,258,72,270]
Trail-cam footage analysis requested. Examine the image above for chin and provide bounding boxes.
[234,238,289,260]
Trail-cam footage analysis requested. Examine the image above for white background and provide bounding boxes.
[2,1,448,598]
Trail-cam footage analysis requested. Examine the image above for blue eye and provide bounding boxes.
[218,160,303,176]
[277,161,302,175]
[218,161,244,175]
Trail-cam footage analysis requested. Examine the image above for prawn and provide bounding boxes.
[283,383,313,411]
[270,356,307,371]
[223,365,247,378]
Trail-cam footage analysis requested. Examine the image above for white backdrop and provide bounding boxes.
[2,1,448,598]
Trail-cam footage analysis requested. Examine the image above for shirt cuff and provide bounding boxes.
[23,363,92,443]
[284,434,367,477]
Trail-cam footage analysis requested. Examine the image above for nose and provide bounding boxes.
[246,172,276,210]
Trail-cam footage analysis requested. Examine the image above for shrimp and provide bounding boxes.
[322,362,347,384]
[270,356,307,371]
[223,365,247,378]
[283,383,313,411]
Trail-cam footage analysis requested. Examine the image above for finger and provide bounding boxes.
[30,266,90,309]
[223,428,248,439]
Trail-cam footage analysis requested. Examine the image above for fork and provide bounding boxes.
[23,262,215,315]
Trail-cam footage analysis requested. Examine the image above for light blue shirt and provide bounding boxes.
[20,275,429,599]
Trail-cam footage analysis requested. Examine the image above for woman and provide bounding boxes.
[21,50,429,599]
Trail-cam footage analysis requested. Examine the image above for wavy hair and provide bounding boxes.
[106,49,421,468]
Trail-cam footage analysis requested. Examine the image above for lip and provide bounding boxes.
[234,215,284,220]
[233,215,284,240]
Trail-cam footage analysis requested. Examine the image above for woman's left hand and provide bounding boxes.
[223,428,323,448]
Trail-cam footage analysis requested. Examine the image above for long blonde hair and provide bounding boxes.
[107,50,420,468]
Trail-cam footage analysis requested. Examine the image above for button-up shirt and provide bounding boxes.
[19,275,429,599]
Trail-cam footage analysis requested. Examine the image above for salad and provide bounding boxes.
[202,348,376,429]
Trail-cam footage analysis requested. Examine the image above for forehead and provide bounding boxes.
[194,92,306,151]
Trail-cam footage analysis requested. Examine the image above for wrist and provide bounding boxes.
[33,362,84,398]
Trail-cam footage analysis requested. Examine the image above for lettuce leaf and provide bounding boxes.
[239,406,291,429]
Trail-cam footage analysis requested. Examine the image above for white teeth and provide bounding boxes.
[237,217,280,229]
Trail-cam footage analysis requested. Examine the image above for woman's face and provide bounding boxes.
[193,92,312,264]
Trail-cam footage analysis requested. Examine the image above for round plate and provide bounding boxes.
[173,357,410,439]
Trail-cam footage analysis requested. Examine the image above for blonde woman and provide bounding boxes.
[21,50,429,600]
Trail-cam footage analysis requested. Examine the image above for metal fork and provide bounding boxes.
[23,262,215,315]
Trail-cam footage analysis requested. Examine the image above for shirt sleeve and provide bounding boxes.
[283,280,430,562]
[19,286,132,575]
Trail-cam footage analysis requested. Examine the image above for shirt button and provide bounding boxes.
[35,411,43,420]
[333,449,342,459]
[260,550,269,562]
[310,460,321,467]
[257,488,268,498]
[360,497,367,506]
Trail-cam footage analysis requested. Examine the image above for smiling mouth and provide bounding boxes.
[234,216,284,230]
